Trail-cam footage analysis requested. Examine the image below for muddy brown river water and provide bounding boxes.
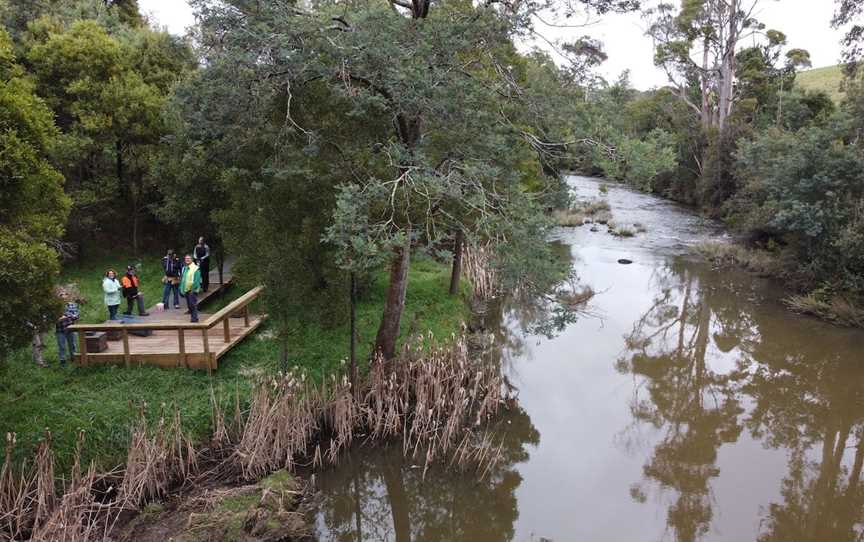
[312,176,864,541]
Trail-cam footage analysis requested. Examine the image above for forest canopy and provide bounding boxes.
[1,0,863,360]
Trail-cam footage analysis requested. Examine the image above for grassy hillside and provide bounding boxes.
[796,65,845,103]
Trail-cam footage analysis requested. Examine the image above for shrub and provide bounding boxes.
[694,242,779,277]
[733,115,864,294]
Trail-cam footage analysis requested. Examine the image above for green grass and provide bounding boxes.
[56,251,166,324]
[0,253,468,475]
[796,65,846,103]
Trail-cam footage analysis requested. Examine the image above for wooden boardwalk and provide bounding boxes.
[70,279,265,372]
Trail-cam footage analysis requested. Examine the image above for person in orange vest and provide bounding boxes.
[121,265,149,317]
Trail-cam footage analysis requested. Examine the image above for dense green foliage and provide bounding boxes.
[2,0,193,253]
[833,0,863,71]
[163,0,609,359]
[0,0,595,467]
[733,117,864,292]
[0,28,70,358]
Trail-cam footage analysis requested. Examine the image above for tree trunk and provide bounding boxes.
[717,0,739,131]
[374,232,411,361]
[132,204,139,255]
[382,459,411,542]
[410,0,430,19]
[845,433,864,498]
[352,467,363,541]
[31,330,45,366]
[349,271,358,391]
[116,139,140,254]
[116,140,124,191]
[448,229,463,296]
[776,77,785,127]
[700,37,712,127]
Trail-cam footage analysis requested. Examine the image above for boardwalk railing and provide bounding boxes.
[69,286,263,372]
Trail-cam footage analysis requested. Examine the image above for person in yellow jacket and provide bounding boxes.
[180,254,202,323]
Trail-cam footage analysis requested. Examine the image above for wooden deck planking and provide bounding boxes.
[195,274,233,306]
[71,276,265,370]
[99,316,251,353]
[73,314,264,370]
[168,274,233,308]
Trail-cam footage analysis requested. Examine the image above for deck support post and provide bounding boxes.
[122,329,131,368]
[78,332,88,367]
[178,329,186,367]
[67,285,262,372]
[202,328,211,374]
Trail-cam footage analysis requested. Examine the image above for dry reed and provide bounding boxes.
[463,243,498,301]
[232,332,509,482]
[784,292,864,327]
[1,333,512,541]
[695,241,779,277]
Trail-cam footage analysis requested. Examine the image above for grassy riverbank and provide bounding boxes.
[0,253,467,474]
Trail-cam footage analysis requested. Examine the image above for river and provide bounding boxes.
[312,175,864,541]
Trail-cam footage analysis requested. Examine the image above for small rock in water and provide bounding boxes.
[590,226,599,232]
[617,258,633,265]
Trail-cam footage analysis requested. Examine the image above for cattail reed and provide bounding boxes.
[230,332,510,481]
[1,332,512,540]
[463,242,498,301]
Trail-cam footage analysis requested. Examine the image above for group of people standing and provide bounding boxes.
[35,238,211,368]
[101,237,211,324]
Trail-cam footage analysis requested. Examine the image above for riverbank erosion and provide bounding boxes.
[117,470,313,542]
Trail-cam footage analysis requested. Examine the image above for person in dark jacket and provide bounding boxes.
[121,265,149,316]
[193,237,211,292]
[55,303,79,367]
[161,249,182,309]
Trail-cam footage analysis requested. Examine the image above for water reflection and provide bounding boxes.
[617,260,744,541]
[315,177,864,541]
[617,257,864,541]
[744,321,864,541]
[501,240,586,340]
[315,408,539,541]
[316,238,571,542]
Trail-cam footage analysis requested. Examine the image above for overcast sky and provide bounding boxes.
[138,0,847,90]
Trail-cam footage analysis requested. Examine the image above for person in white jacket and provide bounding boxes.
[103,269,122,320]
